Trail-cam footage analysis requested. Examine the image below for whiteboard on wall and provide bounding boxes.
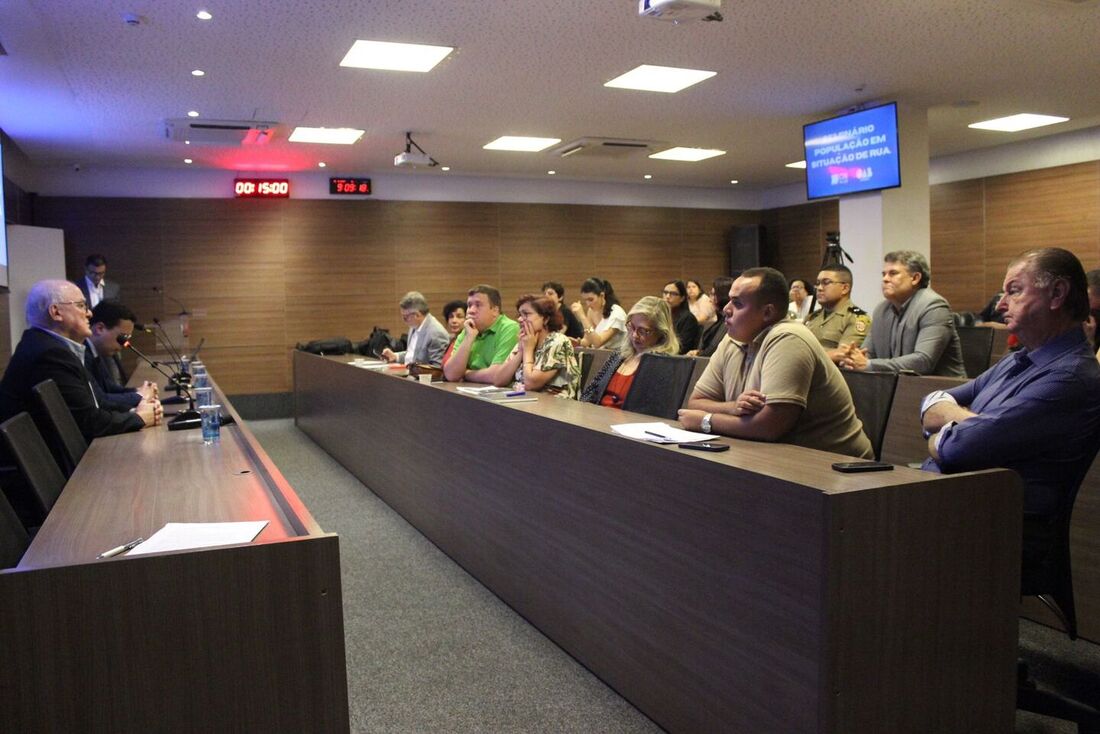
[7,224,66,352]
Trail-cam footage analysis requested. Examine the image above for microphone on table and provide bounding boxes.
[118,335,202,430]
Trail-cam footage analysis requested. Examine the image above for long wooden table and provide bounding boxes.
[0,368,349,732]
[295,352,1021,734]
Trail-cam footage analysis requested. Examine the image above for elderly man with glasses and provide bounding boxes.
[380,291,450,367]
[804,264,871,365]
[0,279,158,449]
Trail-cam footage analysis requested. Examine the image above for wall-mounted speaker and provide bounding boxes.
[728,225,766,275]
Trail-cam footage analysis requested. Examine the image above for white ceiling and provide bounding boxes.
[1,0,1099,189]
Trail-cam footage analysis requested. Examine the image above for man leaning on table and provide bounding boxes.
[442,284,519,384]
[85,300,159,410]
[921,247,1100,516]
[678,268,873,459]
[380,291,450,367]
[0,280,160,444]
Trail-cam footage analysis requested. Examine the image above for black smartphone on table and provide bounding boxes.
[831,461,893,473]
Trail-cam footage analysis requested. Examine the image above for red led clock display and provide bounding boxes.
[234,178,290,198]
[329,177,372,195]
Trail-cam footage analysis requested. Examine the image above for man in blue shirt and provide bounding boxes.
[920,248,1100,516]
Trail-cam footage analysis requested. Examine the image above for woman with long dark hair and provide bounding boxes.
[570,277,627,351]
[662,280,701,354]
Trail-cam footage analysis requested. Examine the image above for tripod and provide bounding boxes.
[806,231,854,314]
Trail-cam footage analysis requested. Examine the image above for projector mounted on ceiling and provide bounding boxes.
[394,132,439,168]
[638,0,723,23]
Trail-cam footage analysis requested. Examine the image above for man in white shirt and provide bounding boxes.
[77,253,120,309]
[381,291,450,367]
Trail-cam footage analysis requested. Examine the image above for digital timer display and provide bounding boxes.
[329,177,372,195]
[234,178,290,198]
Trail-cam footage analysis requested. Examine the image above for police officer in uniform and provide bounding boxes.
[804,264,871,365]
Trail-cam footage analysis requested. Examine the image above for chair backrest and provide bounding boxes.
[32,379,88,477]
[681,356,710,409]
[623,353,696,420]
[880,374,968,466]
[840,370,899,461]
[0,412,68,521]
[956,326,995,378]
[0,487,30,569]
[578,348,615,395]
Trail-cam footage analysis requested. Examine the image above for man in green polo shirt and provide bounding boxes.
[442,284,519,383]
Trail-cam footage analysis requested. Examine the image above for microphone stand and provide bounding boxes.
[149,318,190,404]
[120,337,202,430]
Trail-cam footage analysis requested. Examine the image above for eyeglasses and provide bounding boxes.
[399,310,420,320]
[55,300,90,312]
[627,323,654,338]
[814,279,847,288]
[661,289,680,297]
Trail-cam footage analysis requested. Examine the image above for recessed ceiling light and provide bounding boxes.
[288,127,365,145]
[441,166,450,171]
[191,69,205,77]
[649,147,726,162]
[184,158,193,164]
[786,160,807,169]
[187,110,199,118]
[729,179,739,185]
[483,136,561,152]
[184,140,191,145]
[340,40,453,72]
[317,162,326,168]
[968,113,1069,132]
[604,64,716,93]
[547,170,556,175]
[643,174,653,180]
[196,10,212,21]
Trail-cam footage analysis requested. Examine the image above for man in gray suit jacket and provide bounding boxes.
[841,250,966,377]
[76,253,121,308]
[381,291,451,367]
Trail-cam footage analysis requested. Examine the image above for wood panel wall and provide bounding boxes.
[931,161,1100,312]
[761,200,840,286]
[34,198,757,394]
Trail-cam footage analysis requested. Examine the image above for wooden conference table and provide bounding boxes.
[295,352,1022,734]
[0,367,349,732]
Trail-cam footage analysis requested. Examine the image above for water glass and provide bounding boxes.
[192,370,209,389]
[199,404,221,444]
[193,387,214,408]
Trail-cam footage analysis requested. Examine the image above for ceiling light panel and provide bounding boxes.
[288,127,365,144]
[483,136,561,152]
[604,65,716,93]
[786,160,807,169]
[967,113,1069,132]
[340,40,454,72]
[649,147,725,162]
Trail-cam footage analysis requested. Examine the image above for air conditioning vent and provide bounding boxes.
[549,137,665,159]
[163,119,278,146]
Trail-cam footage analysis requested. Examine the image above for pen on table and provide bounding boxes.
[97,537,144,559]
[644,430,668,440]
[505,390,526,397]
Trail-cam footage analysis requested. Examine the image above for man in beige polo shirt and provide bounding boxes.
[678,267,873,459]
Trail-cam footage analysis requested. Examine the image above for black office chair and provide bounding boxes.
[0,413,68,526]
[622,353,696,420]
[956,326,995,378]
[1017,456,1100,730]
[839,370,898,461]
[31,379,88,477]
[0,487,31,569]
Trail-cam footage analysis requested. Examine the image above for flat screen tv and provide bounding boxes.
[803,102,900,200]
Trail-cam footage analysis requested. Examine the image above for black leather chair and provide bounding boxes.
[957,326,995,378]
[0,487,30,569]
[622,353,696,420]
[31,379,88,477]
[578,348,615,396]
[1017,456,1100,730]
[839,370,898,461]
[0,413,68,525]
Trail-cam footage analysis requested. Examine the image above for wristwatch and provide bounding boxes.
[700,413,713,433]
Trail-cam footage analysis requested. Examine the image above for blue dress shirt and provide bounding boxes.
[922,327,1100,515]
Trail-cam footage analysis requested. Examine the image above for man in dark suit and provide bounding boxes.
[0,280,158,444]
[86,301,158,410]
[76,253,121,309]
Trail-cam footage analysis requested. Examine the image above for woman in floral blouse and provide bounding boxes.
[489,294,581,398]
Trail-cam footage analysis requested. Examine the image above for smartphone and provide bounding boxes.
[832,461,893,473]
[679,442,730,452]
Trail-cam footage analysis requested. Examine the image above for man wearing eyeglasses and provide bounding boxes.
[86,301,159,410]
[380,291,450,367]
[804,265,871,365]
[0,280,158,448]
[77,253,120,309]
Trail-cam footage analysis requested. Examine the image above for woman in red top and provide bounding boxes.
[580,296,680,407]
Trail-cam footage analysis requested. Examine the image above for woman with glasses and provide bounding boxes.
[788,278,813,322]
[489,294,580,398]
[570,277,627,351]
[686,278,716,327]
[661,280,701,355]
[580,297,679,408]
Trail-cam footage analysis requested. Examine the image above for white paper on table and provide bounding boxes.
[127,521,269,556]
[455,386,510,395]
[610,421,717,444]
[351,361,389,370]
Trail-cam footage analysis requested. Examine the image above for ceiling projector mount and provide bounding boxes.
[394,132,439,168]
